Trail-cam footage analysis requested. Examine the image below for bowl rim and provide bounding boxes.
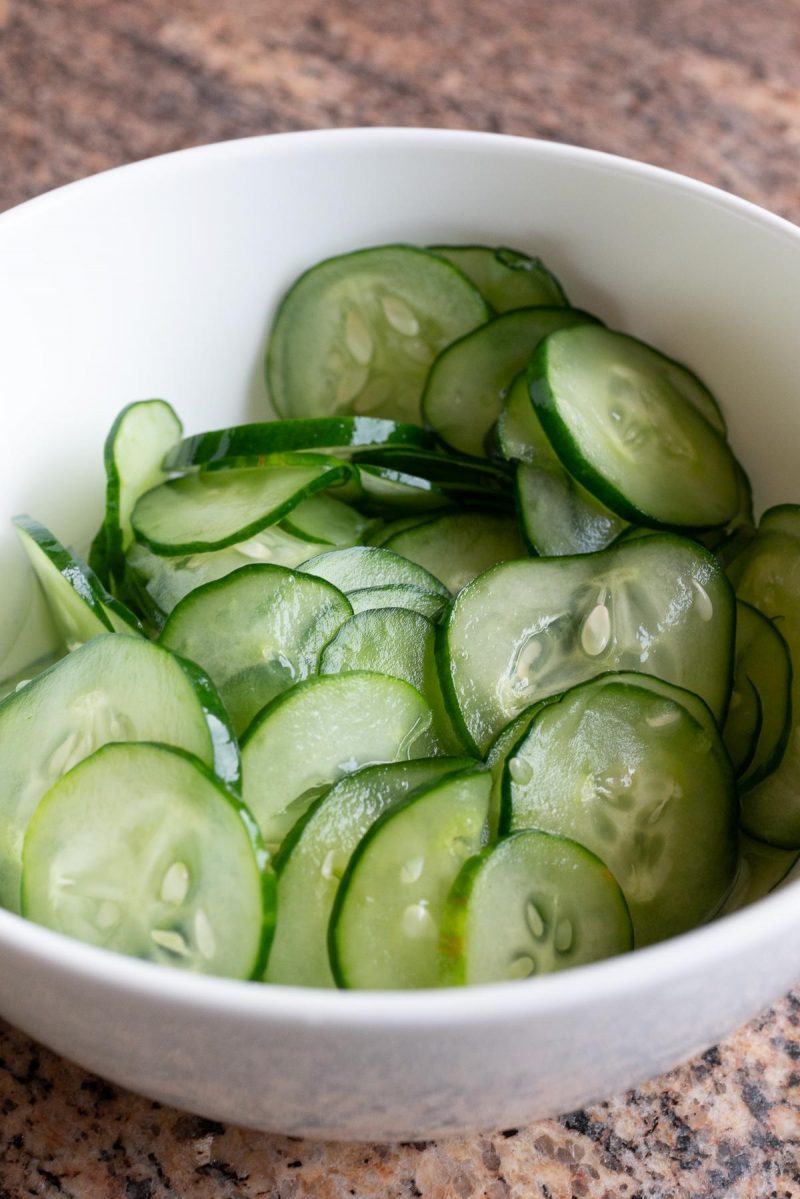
[1,125,799,1027]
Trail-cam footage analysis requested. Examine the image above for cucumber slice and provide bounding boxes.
[530,326,738,527]
[726,601,792,788]
[163,417,434,472]
[125,526,331,627]
[266,757,474,987]
[441,534,735,754]
[367,515,432,546]
[383,511,527,594]
[727,518,800,846]
[132,458,352,555]
[422,307,599,458]
[352,447,514,499]
[329,766,491,989]
[440,830,633,985]
[499,371,627,555]
[161,565,353,735]
[346,585,449,621]
[0,633,238,912]
[758,503,800,539]
[98,400,183,583]
[485,703,551,839]
[300,544,450,598]
[721,834,800,914]
[357,463,452,514]
[503,673,737,946]
[280,493,375,546]
[429,245,568,312]
[320,606,463,753]
[22,743,272,979]
[241,672,437,850]
[267,245,489,423]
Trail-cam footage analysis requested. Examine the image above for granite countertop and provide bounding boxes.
[2,0,800,1193]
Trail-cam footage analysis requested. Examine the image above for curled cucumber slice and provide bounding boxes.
[429,245,568,312]
[440,830,632,985]
[22,743,272,979]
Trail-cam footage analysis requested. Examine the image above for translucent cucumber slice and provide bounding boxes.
[723,674,762,776]
[163,417,434,471]
[329,767,491,989]
[266,757,474,987]
[125,526,330,627]
[266,245,489,423]
[720,834,800,914]
[422,307,599,457]
[131,458,352,554]
[725,601,791,788]
[22,743,272,979]
[383,511,526,594]
[161,564,353,735]
[530,326,738,527]
[300,544,449,598]
[429,245,568,312]
[356,464,452,514]
[367,515,432,546]
[441,534,735,754]
[727,523,800,846]
[346,585,449,621]
[440,830,632,985]
[320,606,463,753]
[352,447,514,499]
[0,634,238,912]
[241,672,437,850]
[281,493,375,546]
[100,400,183,582]
[503,674,737,946]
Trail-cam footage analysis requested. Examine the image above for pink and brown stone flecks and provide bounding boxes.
[1,0,800,1193]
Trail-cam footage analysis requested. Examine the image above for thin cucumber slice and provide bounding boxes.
[429,246,568,312]
[0,633,238,912]
[352,447,514,499]
[499,371,627,555]
[727,521,800,846]
[503,673,737,946]
[723,674,762,777]
[366,515,432,546]
[530,326,738,528]
[485,704,549,840]
[440,830,632,985]
[346,585,449,621]
[163,417,434,471]
[300,545,450,598]
[694,461,755,553]
[329,766,491,989]
[320,606,464,753]
[441,534,735,755]
[132,458,352,555]
[101,400,183,583]
[422,307,599,458]
[720,834,800,914]
[758,503,800,539]
[726,601,791,788]
[266,757,474,987]
[280,492,375,546]
[241,672,437,850]
[267,244,490,423]
[383,511,526,594]
[22,743,272,979]
[125,526,331,627]
[356,464,452,514]
[161,564,353,735]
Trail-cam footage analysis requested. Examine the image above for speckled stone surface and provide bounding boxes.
[2,0,800,1193]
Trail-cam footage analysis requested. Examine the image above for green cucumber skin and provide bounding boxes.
[428,245,569,312]
[14,515,115,639]
[169,651,242,791]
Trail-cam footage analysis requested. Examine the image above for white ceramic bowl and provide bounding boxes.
[0,129,799,1141]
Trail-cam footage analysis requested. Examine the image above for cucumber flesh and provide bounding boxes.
[280,493,375,546]
[725,601,791,788]
[329,767,491,989]
[346,585,449,621]
[300,544,449,598]
[383,511,527,594]
[429,245,568,312]
[720,834,800,914]
[22,743,272,979]
[440,830,632,985]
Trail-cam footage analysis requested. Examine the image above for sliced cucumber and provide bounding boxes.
[241,672,436,850]
[280,492,375,546]
[99,400,183,582]
[422,307,599,457]
[300,544,449,598]
[131,458,352,555]
[125,525,331,627]
[502,673,737,946]
[383,511,527,594]
[721,834,800,914]
[429,245,568,312]
[352,447,514,501]
[347,584,449,621]
[530,326,738,527]
[163,417,434,472]
[440,830,632,985]
[267,245,489,423]
[366,515,432,546]
[441,534,735,754]
[0,633,238,912]
[725,601,792,788]
[266,757,474,987]
[722,673,762,777]
[161,565,353,735]
[356,463,452,514]
[22,743,272,979]
[329,766,491,989]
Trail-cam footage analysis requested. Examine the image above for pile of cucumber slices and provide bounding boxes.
[4,241,799,989]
